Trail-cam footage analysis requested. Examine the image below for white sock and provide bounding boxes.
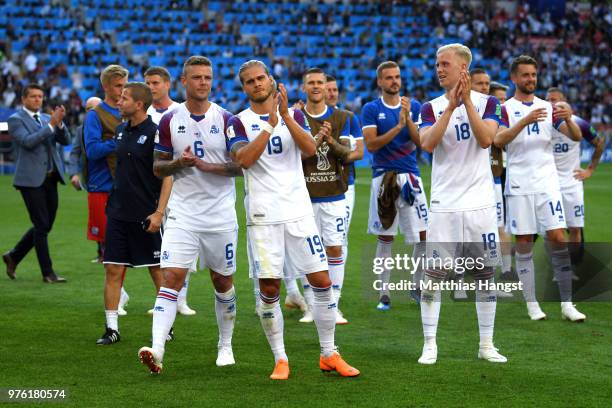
[283,277,300,298]
[253,279,261,311]
[259,293,287,363]
[475,279,497,347]
[375,239,393,298]
[215,286,236,348]
[412,241,426,289]
[152,287,178,359]
[105,310,119,332]
[177,271,191,307]
[420,275,441,339]
[311,284,336,357]
[119,287,129,308]
[502,254,512,274]
[550,248,573,302]
[328,255,345,307]
[516,251,536,302]
[301,277,313,310]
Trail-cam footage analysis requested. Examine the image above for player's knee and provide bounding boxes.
[307,271,331,288]
[259,279,280,299]
[326,246,342,258]
[104,264,123,281]
[210,271,232,293]
[546,229,567,245]
[162,268,186,291]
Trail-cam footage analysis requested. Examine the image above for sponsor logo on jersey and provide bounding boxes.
[117,132,123,140]
[137,135,147,144]
[178,125,186,133]
[251,124,260,131]
[210,125,219,134]
[514,111,521,117]
[378,113,386,120]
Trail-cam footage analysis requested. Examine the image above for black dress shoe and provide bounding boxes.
[3,252,16,280]
[42,274,67,283]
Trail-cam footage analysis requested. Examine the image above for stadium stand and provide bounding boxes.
[0,0,609,137]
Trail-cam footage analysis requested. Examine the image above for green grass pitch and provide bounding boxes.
[0,165,610,407]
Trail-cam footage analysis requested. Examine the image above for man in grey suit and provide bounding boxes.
[2,83,71,283]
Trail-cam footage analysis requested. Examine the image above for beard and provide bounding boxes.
[517,83,536,95]
[249,85,275,103]
[382,86,400,95]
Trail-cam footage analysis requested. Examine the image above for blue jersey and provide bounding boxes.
[83,102,120,192]
[361,97,421,177]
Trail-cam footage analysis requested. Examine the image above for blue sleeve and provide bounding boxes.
[419,102,435,129]
[84,110,117,160]
[361,103,377,128]
[350,114,363,138]
[339,115,350,139]
[293,109,310,131]
[483,96,501,124]
[226,116,249,152]
[411,100,422,123]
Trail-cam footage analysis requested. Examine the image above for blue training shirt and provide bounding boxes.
[361,97,421,177]
[83,102,120,192]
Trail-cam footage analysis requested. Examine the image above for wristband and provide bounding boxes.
[261,122,275,135]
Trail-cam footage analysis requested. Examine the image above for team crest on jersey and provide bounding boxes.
[378,113,386,120]
[210,125,219,134]
[251,124,260,131]
[178,125,186,133]
[137,135,147,144]
[162,251,169,261]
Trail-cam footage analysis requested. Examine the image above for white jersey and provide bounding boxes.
[155,102,237,232]
[419,90,499,212]
[552,115,597,191]
[147,101,180,125]
[502,96,561,196]
[227,107,314,225]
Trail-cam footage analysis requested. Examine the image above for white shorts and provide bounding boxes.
[312,199,346,247]
[247,216,328,279]
[345,184,356,236]
[367,173,428,243]
[160,227,237,276]
[506,191,567,235]
[494,180,504,228]
[561,184,584,228]
[426,206,500,267]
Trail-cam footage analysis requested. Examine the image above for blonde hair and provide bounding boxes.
[100,65,129,86]
[437,43,472,67]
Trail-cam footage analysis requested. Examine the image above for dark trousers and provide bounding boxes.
[11,175,59,276]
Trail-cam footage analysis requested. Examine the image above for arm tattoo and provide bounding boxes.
[153,151,183,178]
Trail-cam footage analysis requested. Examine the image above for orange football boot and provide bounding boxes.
[320,352,360,377]
[270,359,289,380]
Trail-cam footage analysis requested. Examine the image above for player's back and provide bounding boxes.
[503,96,559,195]
[421,90,497,211]
[229,108,313,226]
[156,102,237,232]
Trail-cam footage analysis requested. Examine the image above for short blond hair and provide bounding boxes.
[437,43,472,67]
[100,65,129,86]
